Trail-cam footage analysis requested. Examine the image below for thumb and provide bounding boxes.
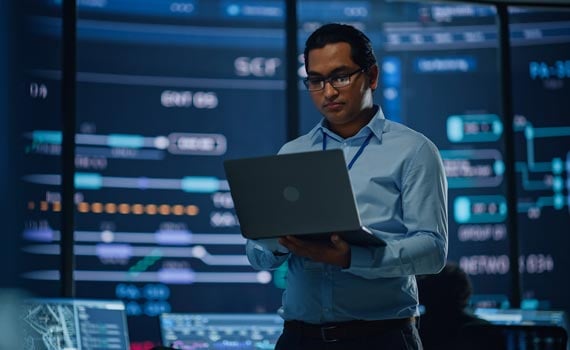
[331,234,346,248]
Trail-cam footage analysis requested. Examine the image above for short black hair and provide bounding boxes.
[304,23,377,73]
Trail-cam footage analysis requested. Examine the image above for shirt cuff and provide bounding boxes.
[343,245,375,272]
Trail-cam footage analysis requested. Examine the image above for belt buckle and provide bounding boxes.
[320,325,339,343]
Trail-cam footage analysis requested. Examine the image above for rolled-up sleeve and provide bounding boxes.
[245,240,288,270]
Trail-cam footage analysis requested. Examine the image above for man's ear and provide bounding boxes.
[368,64,379,91]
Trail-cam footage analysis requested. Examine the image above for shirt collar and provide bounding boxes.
[309,105,386,144]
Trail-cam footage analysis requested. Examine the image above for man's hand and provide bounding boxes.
[252,238,289,255]
[278,234,351,268]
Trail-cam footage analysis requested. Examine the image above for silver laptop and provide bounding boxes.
[223,149,385,246]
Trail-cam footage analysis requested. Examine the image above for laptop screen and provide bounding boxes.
[21,298,130,350]
[159,313,283,349]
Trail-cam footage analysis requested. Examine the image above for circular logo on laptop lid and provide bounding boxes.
[283,186,300,202]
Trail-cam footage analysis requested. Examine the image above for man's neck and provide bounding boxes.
[328,106,377,139]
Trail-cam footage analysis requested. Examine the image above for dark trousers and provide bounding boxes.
[275,319,423,350]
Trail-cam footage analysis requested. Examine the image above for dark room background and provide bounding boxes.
[4,0,570,348]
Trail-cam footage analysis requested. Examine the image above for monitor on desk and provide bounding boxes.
[21,298,130,350]
[474,308,568,350]
[159,313,283,350]
[474,308,568,328]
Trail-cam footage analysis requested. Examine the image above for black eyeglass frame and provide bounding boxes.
[302,67,367,91]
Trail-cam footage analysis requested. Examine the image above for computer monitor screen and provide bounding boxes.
[21,298,130,350]
[159,313,283,350]
[474,308,569,350]
[474,308,568,328]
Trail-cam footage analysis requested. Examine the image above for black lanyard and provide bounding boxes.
[322,130,374,170]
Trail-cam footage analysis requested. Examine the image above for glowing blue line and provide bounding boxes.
[181,176,220,193]
[25,173,230,192]
[32,130,62,144]
[107,134,145,148]
[533,126,570,138]
[72,231,244,245]
[515,162,549,190]
[75,173,102,190]
[518,121,570,172]
[22,270,270,284]
[22,244,250,265]
[517,196,566,213]
[536,196,554,208]
[526,128,535,167]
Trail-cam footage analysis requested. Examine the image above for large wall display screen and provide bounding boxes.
[21,0,287,346]
[19,0,570,346]
[510,7,570,315]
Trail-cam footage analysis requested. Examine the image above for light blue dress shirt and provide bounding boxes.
[246,106,448,324]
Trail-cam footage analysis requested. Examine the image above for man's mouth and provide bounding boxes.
[324,102,343,110]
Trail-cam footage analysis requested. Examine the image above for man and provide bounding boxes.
[246,23,448,350]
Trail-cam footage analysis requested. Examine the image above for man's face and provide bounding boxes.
[306,42,378,128]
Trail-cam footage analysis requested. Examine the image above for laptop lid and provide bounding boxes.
[21,298,130,350]
[159,313,284,349]
[224,149,384,246]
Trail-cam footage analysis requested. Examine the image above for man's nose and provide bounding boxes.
[323,81,339,97]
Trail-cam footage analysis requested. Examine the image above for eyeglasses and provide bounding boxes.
[303,68,366,92]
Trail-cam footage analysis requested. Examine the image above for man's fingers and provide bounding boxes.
[331,234,347,249]
[279,236,302,252]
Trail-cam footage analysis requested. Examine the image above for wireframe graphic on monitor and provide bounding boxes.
[21,298,130,350]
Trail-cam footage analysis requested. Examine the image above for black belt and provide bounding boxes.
[284,317,415,343]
